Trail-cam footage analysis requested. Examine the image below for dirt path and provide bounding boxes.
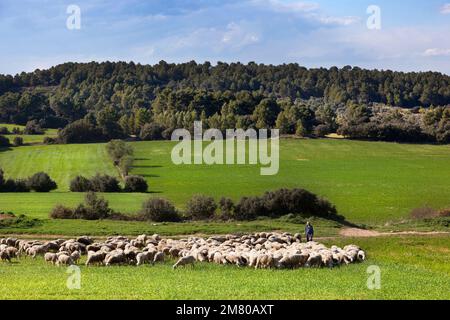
[339,228,450,238]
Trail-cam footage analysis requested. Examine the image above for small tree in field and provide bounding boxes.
[124,175,148,193]
[13,136,24,146]
[140,198,180,222]
[27,172,57,192]
[106,140,133,166]
[185,195,217,220]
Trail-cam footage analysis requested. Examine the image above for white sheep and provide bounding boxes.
[173,256,196,269]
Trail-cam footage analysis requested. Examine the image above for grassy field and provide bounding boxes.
[1,139,450,227]
[1,235,448,300]
[0,123,58,144]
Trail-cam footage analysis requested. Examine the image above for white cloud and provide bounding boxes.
[440,4,450,14]
[222,22,260,48]
[423,48,450,57]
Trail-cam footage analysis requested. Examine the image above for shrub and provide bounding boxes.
[43,137,58,145]
[0,127,9,134]
[24,120,44,135]
[50,205,74,219]
[218,197,235,220]
[140,198,180,222]
[140,123,164,141]
[58,119,106,144]
[90,174,121,192]
[0,135,10,147]
[3,179,30,192]
[234,196,266,221]
[13,136,24,146]
[106,140,133,165]
[0,169,29,192]
[26,172,57,192]
[124,175,148,193]
[73,192,112,220]
[261,188,337,219]
[185,195,217,220]
[314,124,332,137]
[11,127,22,134]
[438,209,450,217]
[410,207,438,220]
[69,175,93,192]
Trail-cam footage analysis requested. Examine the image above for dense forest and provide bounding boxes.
[0,61,449,143]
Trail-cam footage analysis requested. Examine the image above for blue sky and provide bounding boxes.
[0,0,449,75]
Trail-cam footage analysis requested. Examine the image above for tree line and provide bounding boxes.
[0,61,449,144]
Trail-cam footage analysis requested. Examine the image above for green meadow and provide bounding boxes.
[1,137,449,300]
[0,123,58,144]
[1,139,450,226]
[1,235,449,300]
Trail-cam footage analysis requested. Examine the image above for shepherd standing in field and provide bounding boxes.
[305,222,314,242]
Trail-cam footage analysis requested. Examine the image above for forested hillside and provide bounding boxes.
[0,61,449,143]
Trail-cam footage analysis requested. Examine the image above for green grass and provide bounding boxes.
[0,123,58,144]
[0,144,117,190]
[0,235,448,300]
[1,139,450,227]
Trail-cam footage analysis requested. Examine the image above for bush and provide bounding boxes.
[0,168,29,192]
[438,209,450,217]
[3,179,30,192]
[69,175,93,192]
[0,127,9,134]
[72,192,112,220]
[218,197,235,220]
[124,175,148,193]
[140,123,164,141]
[106,140,133,166]
[43,137,58,145]
[185,195,217,220]
[90,174,121,192]
[13,136,24,146]
[314,124,332,137]
[11,127,22,134]
[50,205,74,219]
[58,119,106,144]
[140,198,180,222]
[0,135,10,147]
[234,196,266,221]
[24,120,44,135]
[410,207,438,220]
[26,172,57,192]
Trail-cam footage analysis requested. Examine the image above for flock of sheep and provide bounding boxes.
[1,232,366,269]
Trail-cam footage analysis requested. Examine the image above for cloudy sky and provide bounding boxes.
[1,0,450,75]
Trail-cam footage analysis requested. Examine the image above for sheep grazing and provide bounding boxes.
[173,256,196,269]
[105,250,126,266]
[305,254,323,268]
[86,251,106,266]
[56,254,74,266]
[136,251,154,266]
[255,254,275,269]
[153,252,165,264]
[0,250,11,262]
[277,254,309,269]
[70,251,81,264]
[4,233,365,271]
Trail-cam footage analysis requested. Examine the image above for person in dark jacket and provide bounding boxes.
[305,222,314,242]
